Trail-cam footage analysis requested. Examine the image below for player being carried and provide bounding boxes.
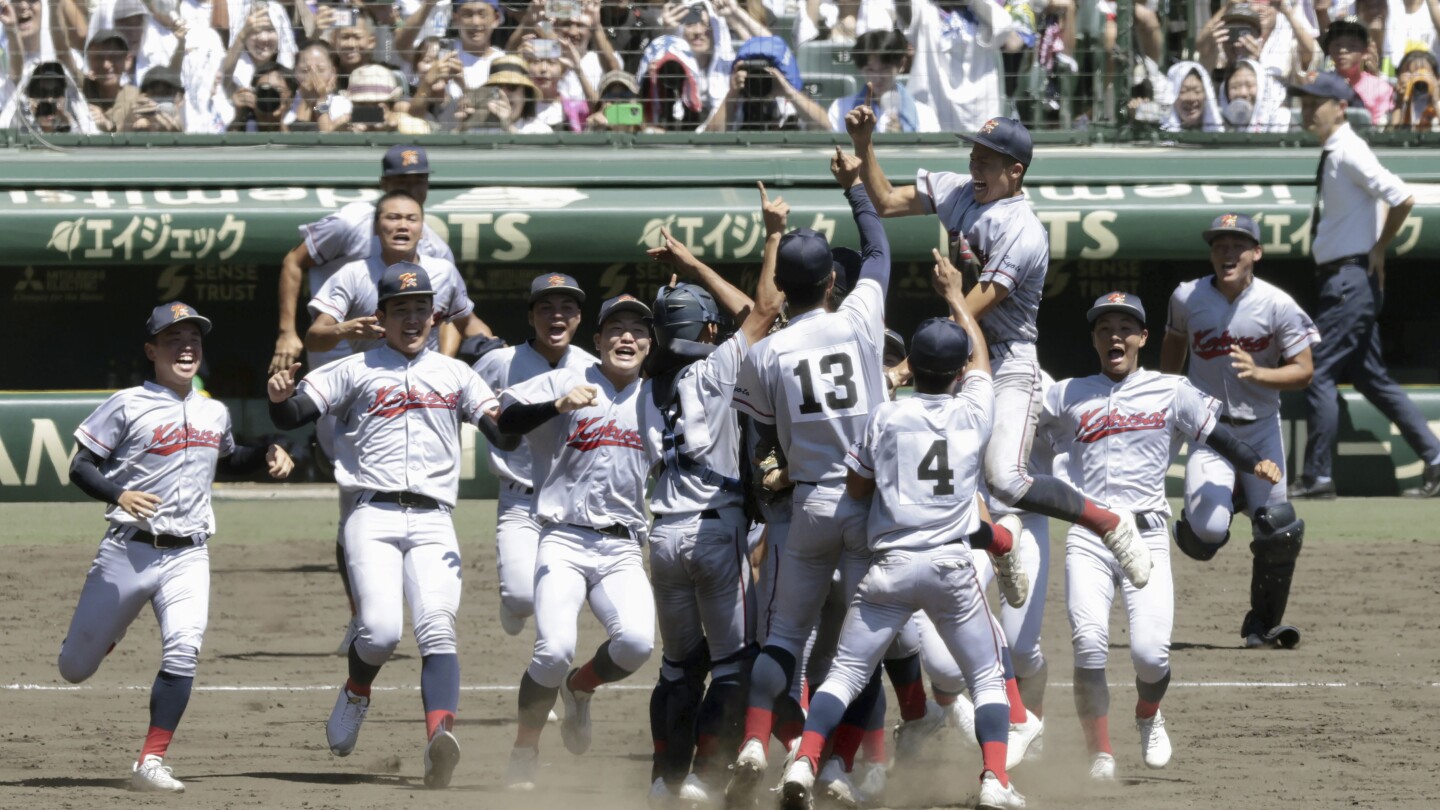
[61,302,293,793]
[1040,291,1283,781]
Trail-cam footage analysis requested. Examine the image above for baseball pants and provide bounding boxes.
[1066,522,1173,684]
[764,482,872,658]
[528,524,655,689]
[1185,415,1287,544]
[59,528,209,682]
[650,507,754,670]
[983,348,1045,506]
[495,482,542,621]
[343,501,463,666]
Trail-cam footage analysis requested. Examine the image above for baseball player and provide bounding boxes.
[268,265,508,790]
[497,294,657,791]
[846,106,1153,590]
[1041,291,1283,781]
[61,302,293,793]
[1161,213,1318,650]
[472,273,599,637]
[640,184,786,806]
[779,284,1026,810]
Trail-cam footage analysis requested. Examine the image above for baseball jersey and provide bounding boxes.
[846,371,994,552]
[1038,368,1220,517]
[915,169,1048,348]
[297,345,499,507]
[644,331,751,515]
[502,365,650,537]
[1165,277,1320,422]
[309,252,474,354]
[733,278,887,484]
[73,381,237,538]
[473,341,599,490]
[302,201,454,268]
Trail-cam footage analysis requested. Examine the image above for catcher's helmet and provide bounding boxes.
[652,283,720,344]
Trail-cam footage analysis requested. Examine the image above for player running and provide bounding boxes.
[268,265,509,790]
[1041,291,1283,781]
[1161,213,1317,650]
[61,302,293,793]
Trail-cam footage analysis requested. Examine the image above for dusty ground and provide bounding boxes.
[1,499,1437,809]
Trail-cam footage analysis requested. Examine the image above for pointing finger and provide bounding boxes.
[757,180,768,206]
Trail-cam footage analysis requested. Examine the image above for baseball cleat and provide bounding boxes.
[499,602,527,636]
[779,756,815,810]
[1243,633,1267,649]
[944,693,978,745]
[559,669,593,755]
[1266,625,1301,649]
[1005,710,1043,770]
[336,616,359,656]
[992,515,1029,608]
[423,728,461,789]
[677,772,717,807]
[1102,510,1152,589]
[1022,724,1044,762]
[648,776,675,809]
[818,756,864,808]
[894,699,946,762]
[505,745,538,791]
[976,770,1025,809]
[724,738,767,807]
[1088,752,1116,781]
[326,686,370,757]
[855,760,887,804]
[1137,710,1171,769]
[130,755,185,793]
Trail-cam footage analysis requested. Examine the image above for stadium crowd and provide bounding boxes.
[0,0,1436,135]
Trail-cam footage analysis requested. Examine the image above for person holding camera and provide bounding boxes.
[825,29,940,133]
[1391,45,1439,129]
[221,6,287,98]
[1219,59,1292,131]
[333,61,432,132]
[662,1,738,112]
[1198,1,1318,86]
[460,54,552,132]
[521,36,591,131]
[401,35,460,125]
[80,29,142,133]
[227,60,296,131]
[705,34,826,131]
[124,66,186,132]
[583,68,643,131]
[398,0,504,105]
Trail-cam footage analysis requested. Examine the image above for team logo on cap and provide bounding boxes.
[401,149,420,167]
[979,118,1000,134]
[1219,214,1239,229]
[617,294,637,303]
[171,304,191,318]
[399,272,419,290]
[548,274,567,287]
[1107,292,1127,304]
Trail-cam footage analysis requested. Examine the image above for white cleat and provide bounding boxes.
[423,728,460,789]
[1005,711,1043,770]
[855,760,887,805]
[1102,511,1152,588]
[779,756,816,810]
[499,602,527,636]
[336,616,360,656]
[505,746,538,791]
[1137,710,1172,769]
[677,773,717,807]
[818,756,865,808]
[725,738,768,807]
[1023,724,1044,762]
[559,669,593,755]
[130,755,185,793]
[894,699,947,762]
[326,686,369,757]
[945,694,978,745]
[991,515,1030,608]
[1089,752,1116,781]
[648,776,675,809]
[976,770,1026,810]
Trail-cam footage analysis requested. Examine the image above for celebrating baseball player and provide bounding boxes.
[61,302,293,793]
[1041,291,1283,781]
[1161,213,1319,649]
[780,266,1026,810]
[846,107,1153,596]
[496,294,657,791]
[268,265,508,790]
[472,273,599,637]
[640,182,786,806]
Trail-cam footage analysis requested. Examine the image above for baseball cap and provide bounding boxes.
[598,70,640,99]
[1087,291,1147,326]
[377,262,434,305]
[775,229,835,288]
[908,318,971,374]
[960,117,1033,168]
[1222,2,1262,30]
[883,328,906,361]
[830,247,863,299]
[529,272,586,305]
[147,301,212,336]
[87,29,130,53]
[598,294,653,326]
[1203,213,1261,244]
[349,64,402,103]
[140,67,182,97]
[1286,71,1362,104]
[382,144,430,176]
[1321,15,1369,51]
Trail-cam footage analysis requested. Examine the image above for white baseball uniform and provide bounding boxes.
[59,382,237,683]
[916,169,1050,508]
[473,342,599,625]
[309,253,474,355]
[502,365,656,689]
[1167,277,1320,541]
[1039,368,1221,682]
[297,345,498,664]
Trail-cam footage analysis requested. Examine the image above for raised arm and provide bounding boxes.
[267,363,324,429]
[271,242,318,374]
[832,146,890,289]
[845,101,926,216]
[932,248,990,377]
[396,0,443,62]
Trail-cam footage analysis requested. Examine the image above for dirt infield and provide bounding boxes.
[2,500,1437,809]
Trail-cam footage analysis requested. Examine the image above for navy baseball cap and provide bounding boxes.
[830,247,863,299]
[883,328,906,360]
[147,301,212,336]
[382,144,431,176]
[1321,16,1369,51]
[960,117,1033,168]
[1287,71,1362,104]
[598,293,653,326]
[776,228,835,288]
[377,262,434,304]
[529,272,586,305]
[1087,291,1146,325]
[908,318,971,374]
[1203,213,1261,244]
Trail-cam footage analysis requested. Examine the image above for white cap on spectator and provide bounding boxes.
[349,65,402,103]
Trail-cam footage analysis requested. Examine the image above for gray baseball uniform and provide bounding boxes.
[310,254,474,355]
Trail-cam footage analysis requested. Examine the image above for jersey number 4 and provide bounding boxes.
[917,439,955,496]
[896,429,978,505]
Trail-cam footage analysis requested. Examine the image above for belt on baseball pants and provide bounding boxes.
[368,491,442,510]
[1132,511,1168,532]
[1316,254,1367,276]
[1218,414,1257,426]
[503,481,534,495]
[588,523,631,538]
[127,530,199,549]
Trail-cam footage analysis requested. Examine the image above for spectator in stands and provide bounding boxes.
[401,0,504,87]
[76,0,148,82]
[1220,58,1293,130]
[355,0,407,68]
[661,0,736,112]
[292,40,345,130]
[403,36,461,124]
[2,0,47,74]
[796,0,898,45]
[227,59,295,131]
[1326,15,1394,122]
[1200,1,1319,85]
[332,61,434,132]
[706,34,826,130]
[636,34,710,130]
[509,0,621,92]
[598,0,664,73]
[1377,0,1440,74]
[900,0,1013,133]
[81,29,141,133]
[221,0,299,67]
[521,37,592,131]
[584,68,643,130]
[1390,44,1439,127]
[327,9,380,87]
[1162,60,1223,132]
[477,53,554,132]
[823,28,940,133]
[3,60,97,132]
[123,65,184,131]
[222,7,285,96]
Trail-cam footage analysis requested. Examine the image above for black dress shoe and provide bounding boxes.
[1288,478,1337,500]
[1402,463,1440,498]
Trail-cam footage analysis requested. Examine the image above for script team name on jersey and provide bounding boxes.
[1075,407,1170,443]
[365,385,462,418]
[566,417,645,452]
[1191,328,1273,360]
[146,423,226,456]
